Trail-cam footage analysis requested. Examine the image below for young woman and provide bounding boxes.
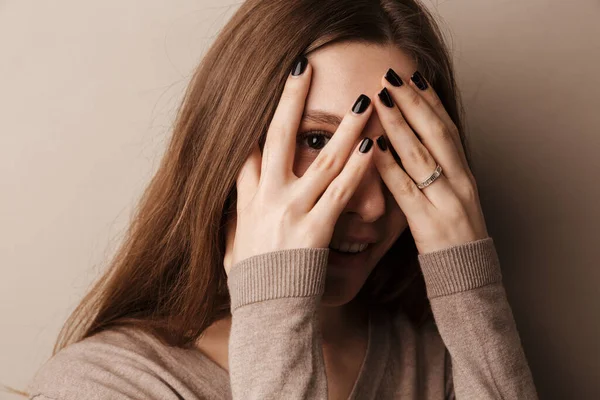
[26,0,539,399]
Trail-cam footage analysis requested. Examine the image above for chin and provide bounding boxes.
[319,247,382,306]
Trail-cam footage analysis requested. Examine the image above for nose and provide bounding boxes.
[342,159,386,223]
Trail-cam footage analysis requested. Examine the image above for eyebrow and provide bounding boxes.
[302,109,343,129]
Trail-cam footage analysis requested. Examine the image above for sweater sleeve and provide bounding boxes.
[226,247,330,400]
[417,237,539,400]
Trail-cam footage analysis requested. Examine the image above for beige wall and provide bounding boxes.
[1,1,598,398]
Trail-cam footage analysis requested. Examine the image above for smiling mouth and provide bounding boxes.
[328,243,372,254]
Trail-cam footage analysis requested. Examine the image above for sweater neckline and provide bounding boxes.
[188,307,391,397]
[347,308,391,399]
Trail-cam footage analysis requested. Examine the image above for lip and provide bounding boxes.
[327,243,373,269]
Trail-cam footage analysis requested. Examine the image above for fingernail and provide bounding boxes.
[410,70,428,90]
[359,137,373,153]
[291,55,308,76]
[352,94,371,114]
[378,88,394,108]
[385,68,403,87]
[376,135,388,151]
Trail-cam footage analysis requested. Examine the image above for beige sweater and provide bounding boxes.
[27,237,538,399]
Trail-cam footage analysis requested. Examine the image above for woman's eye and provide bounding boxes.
[297,131,332,152]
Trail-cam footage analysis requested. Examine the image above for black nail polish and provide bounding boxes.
[378,88,394,108]
[376,136,388,151]
[359,137,373,153]
[291,55,308,76]
[411,70,428,90]
[352,94,371,114]
[385,68,403,87]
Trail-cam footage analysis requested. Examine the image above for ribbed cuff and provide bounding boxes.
[417,237,503,299]
[227,248,330,312]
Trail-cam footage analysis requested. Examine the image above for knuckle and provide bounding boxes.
[431,93,444,111]
[273,200,296,225]
[450,174,478,202]
[312,151,338,172]
[433,121,453,142]
[325,181,349,203]
[462,180,479,202]
[450,124,460,138]
[408,90,422,108]
[396,178,420,197]
[406,144,430,164]
[389,114,408,131]
[279,203,295,221]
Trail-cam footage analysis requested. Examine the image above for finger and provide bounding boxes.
[381,68,466,181]
[407,71,471,175]
[371,134,430,217]
[309,137,375,227]
[260,55,312,187]
[373,87,440,191]
[294,93,373,210]
[236,143,261,213]
[373,90,457,206]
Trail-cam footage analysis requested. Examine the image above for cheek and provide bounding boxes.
[387,196,408,234]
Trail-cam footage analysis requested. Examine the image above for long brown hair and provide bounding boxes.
[55,0,471,360]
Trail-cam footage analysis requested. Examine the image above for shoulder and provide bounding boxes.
[27,326,211,400]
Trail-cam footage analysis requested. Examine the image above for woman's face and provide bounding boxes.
[295,41,416,306]
[227,41,417,307]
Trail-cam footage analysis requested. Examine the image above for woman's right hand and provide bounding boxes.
[223,56,375,276]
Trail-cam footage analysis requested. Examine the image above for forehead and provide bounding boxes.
[303,41,417,132]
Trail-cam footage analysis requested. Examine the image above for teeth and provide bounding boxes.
[329,241,369,253]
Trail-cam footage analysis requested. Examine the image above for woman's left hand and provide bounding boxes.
[372,68,489,255]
